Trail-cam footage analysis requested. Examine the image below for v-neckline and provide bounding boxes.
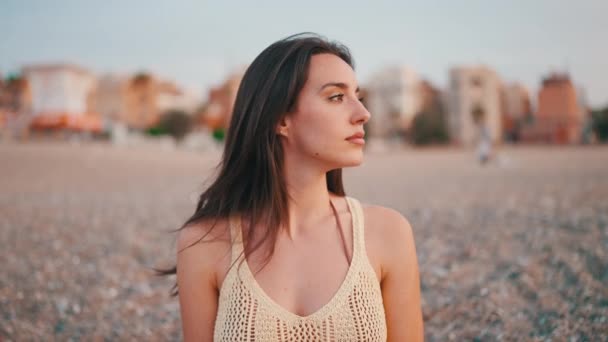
[236,196,360,321]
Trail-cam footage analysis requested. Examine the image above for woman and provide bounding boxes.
[166,33,423,341]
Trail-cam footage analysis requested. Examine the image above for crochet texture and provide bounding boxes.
[213,197,387,341]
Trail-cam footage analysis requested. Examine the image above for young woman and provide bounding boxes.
[166,33,423,341]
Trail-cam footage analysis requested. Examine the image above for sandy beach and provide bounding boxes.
[1,142,606,341]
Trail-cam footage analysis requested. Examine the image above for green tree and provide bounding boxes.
[212,127,225,142]
[410,103,449,145]
[591,107,608,142]
[158,109,193,141]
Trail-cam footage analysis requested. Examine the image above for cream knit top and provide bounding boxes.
[213,197,387,341]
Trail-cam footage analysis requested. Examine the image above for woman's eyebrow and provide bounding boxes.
[319,82,360,93]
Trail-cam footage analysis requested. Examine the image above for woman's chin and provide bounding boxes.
[336,154,364,168]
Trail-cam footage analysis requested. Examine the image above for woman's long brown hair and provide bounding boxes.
[158,33,353,296]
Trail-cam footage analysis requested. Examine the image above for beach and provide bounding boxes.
[1,142,606,340]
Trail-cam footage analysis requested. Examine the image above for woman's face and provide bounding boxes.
[280,53,371,170]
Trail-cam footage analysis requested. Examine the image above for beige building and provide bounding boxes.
[447,65,503,145]
[23,64,101,132]
[96,73,158,129]
[201,68,245,130]
[96,74,130,123]
[24,64,96,117]
[366,66,421,138]
[0,75,32,134]
[124,73,161,129]
[97,73,203,130]
[157,81,201,114]
[502,83,531,120]
[0,75,32,114]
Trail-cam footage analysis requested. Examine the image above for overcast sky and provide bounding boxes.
[2,0,606,107]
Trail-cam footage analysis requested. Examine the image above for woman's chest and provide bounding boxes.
[245,238,354,317]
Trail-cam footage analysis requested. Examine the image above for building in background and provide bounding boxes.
[0,74,32,136]
[97,73,202,131]
[366,66,421,139]
[520,73,584,144]
[0,74,32,115]
[200,67,245,130]
[157,81,201,115]
[96,74,130,126]
[501,83,532,142]
[446,65,502,146]
[23,64,101,133]
[124,73,161,130]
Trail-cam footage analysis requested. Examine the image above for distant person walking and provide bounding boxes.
[477,125,492,165]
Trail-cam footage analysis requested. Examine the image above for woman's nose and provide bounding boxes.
[351,99,371,125]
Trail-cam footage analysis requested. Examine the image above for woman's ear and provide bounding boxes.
[276,116,290,137]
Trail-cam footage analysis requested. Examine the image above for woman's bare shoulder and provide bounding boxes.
[176,217,233,288]
[361,203,413,237]
[360,203,416,277]
[362,204,423,340]
[176,217,232,251]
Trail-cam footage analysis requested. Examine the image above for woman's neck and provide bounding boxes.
[283,156,334,240]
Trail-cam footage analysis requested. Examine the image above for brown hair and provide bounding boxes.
[159,33,354,295]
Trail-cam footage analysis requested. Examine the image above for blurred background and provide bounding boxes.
[1,1,607,340]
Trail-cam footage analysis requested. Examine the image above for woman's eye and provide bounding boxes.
[329,94,344,102]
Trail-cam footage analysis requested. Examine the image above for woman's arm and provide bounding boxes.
[373,207,424,341]
[176,222,230,341]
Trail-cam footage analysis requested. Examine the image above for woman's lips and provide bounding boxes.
[346,132,365,145]
[347,137,365,145]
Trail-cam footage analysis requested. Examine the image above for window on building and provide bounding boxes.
[471,104,485,124]
[471,76,483,88]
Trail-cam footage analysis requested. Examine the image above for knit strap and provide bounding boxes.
[346,196,365,262]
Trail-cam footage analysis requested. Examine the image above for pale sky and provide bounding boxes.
[2,0,607,107]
